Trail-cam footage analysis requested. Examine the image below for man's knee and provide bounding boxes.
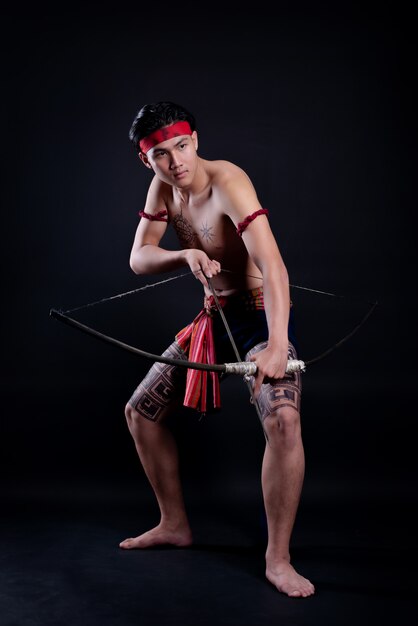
[263,406,301,447]
[125,399,175,431]
[125,402,146,429]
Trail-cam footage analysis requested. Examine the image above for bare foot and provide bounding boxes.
[266,560,315,598]
[119,523,193,550]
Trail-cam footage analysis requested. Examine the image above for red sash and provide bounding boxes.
[176,295,226,413]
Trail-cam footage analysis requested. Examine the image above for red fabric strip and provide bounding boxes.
[176,295,226,413]
[139,209,169,222]
[139,121,193,154]
[236,208,269,237]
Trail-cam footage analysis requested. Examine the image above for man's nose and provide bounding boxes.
[169,153,182,169]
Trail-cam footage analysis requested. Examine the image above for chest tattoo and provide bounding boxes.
[200,220,216,243]
[172,213,197,248]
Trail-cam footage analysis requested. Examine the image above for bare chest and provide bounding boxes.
[166,194,261,291]
[168,198,233,258]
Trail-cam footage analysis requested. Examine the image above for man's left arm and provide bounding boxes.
[223,172,291,397]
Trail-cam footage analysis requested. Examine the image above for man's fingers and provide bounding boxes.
[191,258,220,285]
[207,259,221,277]
[192,267,208,286]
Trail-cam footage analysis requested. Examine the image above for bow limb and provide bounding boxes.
[303,299,378,367]
[49,308,258,376]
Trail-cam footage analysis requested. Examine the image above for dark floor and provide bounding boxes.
[2,352,417,625]
[2,471,417,626]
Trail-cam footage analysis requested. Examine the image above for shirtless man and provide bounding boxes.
[119,101,315,598]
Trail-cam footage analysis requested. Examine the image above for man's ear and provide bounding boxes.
[139,152,153,169]
[192,130,198,151]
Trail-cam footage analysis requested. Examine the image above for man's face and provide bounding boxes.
[140,131,199,187]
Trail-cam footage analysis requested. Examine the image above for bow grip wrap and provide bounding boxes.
[224,359,305,376]
[286,359,306,373]
[224,362,258,375]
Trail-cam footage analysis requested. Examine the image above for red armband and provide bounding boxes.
[236,208,269,237]
[139,209,169,222]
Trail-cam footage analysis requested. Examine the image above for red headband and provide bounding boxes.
[139,121,193,154]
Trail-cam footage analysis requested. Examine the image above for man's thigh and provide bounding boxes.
[244,341,302,421]
[128,341,187,422]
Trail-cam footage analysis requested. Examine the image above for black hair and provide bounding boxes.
[129,101,196,153]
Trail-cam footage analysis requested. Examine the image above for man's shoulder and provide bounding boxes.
[148,174,172,197]
[207,159,250,185]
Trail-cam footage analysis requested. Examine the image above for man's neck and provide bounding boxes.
[174,158,211,206]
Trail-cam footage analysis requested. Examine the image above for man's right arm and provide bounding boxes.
[130,176,221,283]
[129,176,184,274]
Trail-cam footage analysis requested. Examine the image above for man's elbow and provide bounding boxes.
[129,252,145,275]
[279,263,289,285]
[129,260,140,274]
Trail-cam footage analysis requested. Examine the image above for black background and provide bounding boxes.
[1,3,417,624]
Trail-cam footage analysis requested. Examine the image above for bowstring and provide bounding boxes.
[54,266,377,372]
[221,269,377,305]
[206,277,269,442]
[61,266,373,315]
[62,270,197,313]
